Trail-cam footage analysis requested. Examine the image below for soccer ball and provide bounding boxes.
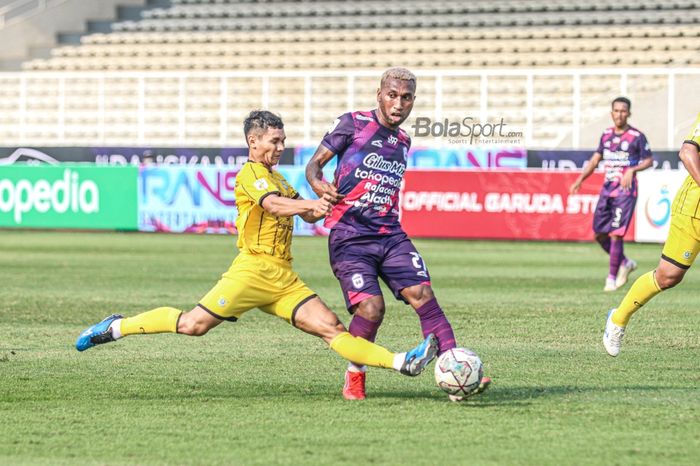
[434,348,483,400]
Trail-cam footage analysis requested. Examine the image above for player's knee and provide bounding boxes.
[403,284,435,306]
[356,300,385,322]
[177,314,211,336]
[334,321,346,334]
[656,271,684,290]
[296,307,345,340]
[314,312,343,331]
[322,318,346,337]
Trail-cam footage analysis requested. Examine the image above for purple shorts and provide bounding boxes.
[593,191,637,236]
[328,229,432,311]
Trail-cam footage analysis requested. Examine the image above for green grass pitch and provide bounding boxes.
[0,230,698,465]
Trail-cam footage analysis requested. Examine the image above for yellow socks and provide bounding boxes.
[119,307,182,336]
[613,271,662,327]
[329,332,395,369]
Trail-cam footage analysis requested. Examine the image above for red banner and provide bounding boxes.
[401,170,634,241]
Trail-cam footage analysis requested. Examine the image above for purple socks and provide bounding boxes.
[348,313,382,342]
[609,238,625,278]
[596,235,611,253]
[348,298,457,356]
[415,298,456,354]
[598,235,628,279]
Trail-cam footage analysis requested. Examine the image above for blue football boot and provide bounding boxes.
[400,333,439,376]
[75,314,123,352]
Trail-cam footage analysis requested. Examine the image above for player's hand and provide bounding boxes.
[312,197,333,218]
[312,181,344,204]
[620,170,634,191]
[569,181,581,194]
[321,192,338,204]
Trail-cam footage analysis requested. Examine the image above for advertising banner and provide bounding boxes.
[294,145,527,170]
[6,163,683,242]
[634,169,688,243]
[139,165,239,234]
[0,147,294,166]
[528,150,683,170]
[0,165,138,229]
[400,170,611,241]
[1,146,678,171]
[138,165,325,235]
[406,146,527,169]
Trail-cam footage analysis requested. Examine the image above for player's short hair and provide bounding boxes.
[243,110,284,142]
[612,97,631,111]
[380,67,417,89]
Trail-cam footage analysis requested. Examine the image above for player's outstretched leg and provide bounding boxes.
[328,331,438,376]
[75,314,123,351]
[403,284,492,394]
[75,306,219,352]
[294,297,439,378]
[400,285,456,354]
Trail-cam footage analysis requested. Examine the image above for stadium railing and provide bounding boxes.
[0,68,698,149]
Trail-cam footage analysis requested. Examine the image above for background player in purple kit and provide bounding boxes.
[306,67,491,400]
[570,97,653,291]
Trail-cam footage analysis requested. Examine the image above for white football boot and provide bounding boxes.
[616,259,638,288]
[603,309,626,357]
[604,277,618,292]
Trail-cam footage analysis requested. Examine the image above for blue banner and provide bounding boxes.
[138,165,326,235]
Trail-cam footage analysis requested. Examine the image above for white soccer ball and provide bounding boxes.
[434,348,483,400]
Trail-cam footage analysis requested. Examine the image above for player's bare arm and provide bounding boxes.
[570,152,603,194]
[297,193,336,223]
[620,156,653,190]
[261,193,331,220]
[305,145,344,202]
[679,141,700,186]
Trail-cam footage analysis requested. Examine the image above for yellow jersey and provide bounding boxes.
[672,113,700,218]
[234,161,299,262]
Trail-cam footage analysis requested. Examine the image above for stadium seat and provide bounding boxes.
[6,0,700,147]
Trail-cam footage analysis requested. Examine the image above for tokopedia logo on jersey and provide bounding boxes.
[403,191,599,214]
[0,169,99,223]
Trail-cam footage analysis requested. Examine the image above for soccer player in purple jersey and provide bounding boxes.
[306,67,491,400]
[570,97,653,292]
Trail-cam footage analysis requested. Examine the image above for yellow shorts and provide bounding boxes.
[660,213,700,269]
[198,253,316,325]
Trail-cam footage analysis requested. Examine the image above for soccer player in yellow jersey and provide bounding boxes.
[76,110,439,381]
[603,112,700,356]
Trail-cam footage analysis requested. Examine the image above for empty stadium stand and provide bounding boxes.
[2,0,699,148]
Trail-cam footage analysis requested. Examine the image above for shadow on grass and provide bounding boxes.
[166,383,680,407]
[365,383,682,407]
[8,378,681,405]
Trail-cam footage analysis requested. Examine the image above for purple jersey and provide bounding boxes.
[321,110,411,235]
[596,126,652,197]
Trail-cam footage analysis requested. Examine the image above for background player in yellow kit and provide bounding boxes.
[76,110,438,381]
[603,113,700,356]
